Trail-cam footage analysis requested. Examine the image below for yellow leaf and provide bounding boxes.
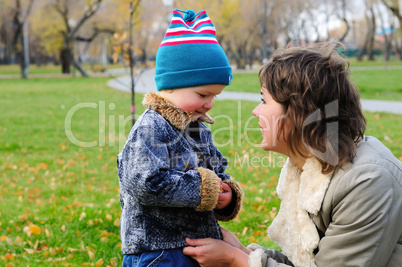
[15,236,23,245]
[79,212,87,221]
[0,236,7,241]
[105,213,112,221]
[24,248,36,254]
[113,218,120,227]
[45,228,51,237]
[29,225,41,235]
[95,258,104,267]
[88,250,95,259]
[249,236,257,243]
[100,231,109,237]
[4,253,15,262]
[242,227,248,235]
[61,225,66,232]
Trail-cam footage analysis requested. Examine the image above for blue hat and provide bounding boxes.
[154,9,232,91]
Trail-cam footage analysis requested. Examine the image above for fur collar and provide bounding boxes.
[268,157,333,267]
[142,92,215,130]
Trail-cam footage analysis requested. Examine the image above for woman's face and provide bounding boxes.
[252,87,288,154]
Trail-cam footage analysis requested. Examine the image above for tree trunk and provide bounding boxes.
[338,0,350,42]
[339,18,350,42]
[357,39,367,61]
[60,46,72,74]
[19,21,29,78]
[367,5,375,61]
[73,56,88,77]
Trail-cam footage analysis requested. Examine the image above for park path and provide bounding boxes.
[107,68,402,115]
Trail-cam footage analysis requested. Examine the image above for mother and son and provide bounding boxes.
[117,8,402,267]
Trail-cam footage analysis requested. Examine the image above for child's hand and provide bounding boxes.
[215,182,232,209]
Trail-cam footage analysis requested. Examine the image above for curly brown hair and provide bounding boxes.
[259,42,366,173]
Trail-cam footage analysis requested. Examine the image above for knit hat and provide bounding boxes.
[154,9,232,91]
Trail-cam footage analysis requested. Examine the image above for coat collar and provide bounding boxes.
[268,157,333,267]
[142,92,215,130]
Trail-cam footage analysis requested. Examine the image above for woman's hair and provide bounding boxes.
[259,42,366,173]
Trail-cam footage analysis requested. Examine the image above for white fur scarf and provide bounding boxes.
[267,157,333,267]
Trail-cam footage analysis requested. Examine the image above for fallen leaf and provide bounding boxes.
[24,248,36,254]
[242,227,248,235]
[88,250,95,259]
[95,258,104,267]
[4,253,15,262]
[79,212,86,221]
[29,224,41,235]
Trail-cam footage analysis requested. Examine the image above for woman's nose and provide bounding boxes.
[252,104,261,117]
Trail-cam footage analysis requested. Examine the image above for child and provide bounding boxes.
[117,9,243,267]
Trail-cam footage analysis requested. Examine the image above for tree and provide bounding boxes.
[381,0,402,32]
[337,0,351,42]
[53,0,108,76]
[376,3,397,63]
[2,0,34,78]
[357,0,376,61]
[128,0,141,125]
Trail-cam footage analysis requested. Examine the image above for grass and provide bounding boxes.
[348,56,402,66]
[350,69,402,100]
[0,64,127,75]
[0,77,401,266]
[228,68,402,101]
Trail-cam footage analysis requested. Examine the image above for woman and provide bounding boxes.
[182,42,402,267]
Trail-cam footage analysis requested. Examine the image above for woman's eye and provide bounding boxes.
[260,98,266,104]
[199,94,206,97]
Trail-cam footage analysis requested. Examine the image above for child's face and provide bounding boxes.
[160,84,225,121]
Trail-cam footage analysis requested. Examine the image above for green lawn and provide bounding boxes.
[0,77,401,266]
[348,56,402,66]
[0,64,127,75]
[228,68,402,101]
[350,69,402,100]
[0,64,64,75]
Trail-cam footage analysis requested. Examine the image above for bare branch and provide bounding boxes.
[69,0,104,39]
[75,27,115,42]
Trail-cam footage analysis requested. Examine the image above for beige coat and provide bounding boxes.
[248,136,402,267]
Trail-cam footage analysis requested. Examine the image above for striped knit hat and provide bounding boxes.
[154,9,232,91]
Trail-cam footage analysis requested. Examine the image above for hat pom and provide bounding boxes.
[183,9,196,22]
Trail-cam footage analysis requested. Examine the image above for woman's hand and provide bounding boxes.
[221,227,251,254]
[215,182,232,210]
[183,237,248,267]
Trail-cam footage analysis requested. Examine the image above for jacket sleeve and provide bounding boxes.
[313,164,402,267]
[203,127,243,221]
[117,124,219,209]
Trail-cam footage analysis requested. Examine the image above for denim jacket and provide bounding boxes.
[117,93,243,255]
